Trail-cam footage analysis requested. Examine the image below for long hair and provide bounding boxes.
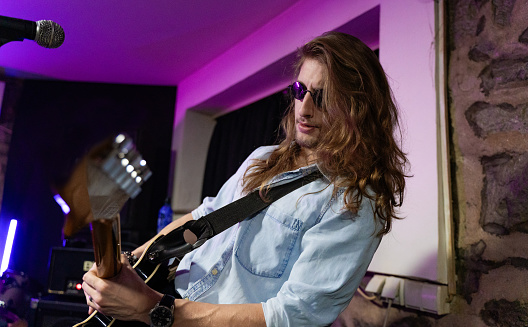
[242,32,409,235]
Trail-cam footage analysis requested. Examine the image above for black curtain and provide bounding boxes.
[0,79,175,290]
[201,89,290,199]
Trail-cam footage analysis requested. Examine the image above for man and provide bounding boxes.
[82,31,408,326]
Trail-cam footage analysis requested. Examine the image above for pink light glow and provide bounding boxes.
[0,0,304,86]
[174,0,381,127]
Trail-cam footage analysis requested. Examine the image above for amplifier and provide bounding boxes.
[28,297,88,327]
[47,247,94,297]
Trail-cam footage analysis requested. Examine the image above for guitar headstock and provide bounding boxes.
[89,133,152,199]
[58,133,152,237]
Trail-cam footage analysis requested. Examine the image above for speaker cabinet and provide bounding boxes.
[28,298,88,327]
[47,247,94,297]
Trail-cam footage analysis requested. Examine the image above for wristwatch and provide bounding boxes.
[149,294,176,327]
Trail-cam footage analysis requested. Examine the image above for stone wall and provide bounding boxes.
[448,0,528,325]
[333,0,528,326]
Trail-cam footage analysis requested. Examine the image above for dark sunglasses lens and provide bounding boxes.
[313,90,323,108]
[291,82,305,100]
[290,82,323,108]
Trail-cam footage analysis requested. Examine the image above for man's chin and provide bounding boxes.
[295,136,318,150]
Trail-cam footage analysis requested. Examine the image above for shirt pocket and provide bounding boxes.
[235,206,303,278]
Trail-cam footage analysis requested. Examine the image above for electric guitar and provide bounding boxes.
[56,134,171,327]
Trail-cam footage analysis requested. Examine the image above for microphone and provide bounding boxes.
[0,15,65,48]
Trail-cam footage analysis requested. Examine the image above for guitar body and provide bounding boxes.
[74,236,173,327]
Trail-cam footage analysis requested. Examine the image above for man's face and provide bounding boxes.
[294,59,325,157]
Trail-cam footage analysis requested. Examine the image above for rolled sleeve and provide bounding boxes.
[262,196,382,326]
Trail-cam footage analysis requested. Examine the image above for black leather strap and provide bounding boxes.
[147,171,323,263]
[199,170,323,236]
[159,294,175,308]
[150,294,175,327]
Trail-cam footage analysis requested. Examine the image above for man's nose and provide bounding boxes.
[299,94,315,117]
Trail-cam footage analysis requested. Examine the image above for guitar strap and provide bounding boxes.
[146,170,323,264]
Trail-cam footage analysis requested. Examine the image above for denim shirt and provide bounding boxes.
[174,146,382,326]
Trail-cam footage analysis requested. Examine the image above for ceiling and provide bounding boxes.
[0,0,302,86]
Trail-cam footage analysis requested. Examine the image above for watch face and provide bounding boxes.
[151,306,173,327]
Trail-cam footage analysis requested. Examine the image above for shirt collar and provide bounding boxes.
[267,164,329,187]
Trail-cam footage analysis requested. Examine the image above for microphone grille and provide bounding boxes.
[35,20,65,48]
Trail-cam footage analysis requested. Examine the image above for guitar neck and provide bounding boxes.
[85,151,131,279]
[91,216,122,278]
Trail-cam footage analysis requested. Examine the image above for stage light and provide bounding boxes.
[53,194,71,214]
[0,219,17,277]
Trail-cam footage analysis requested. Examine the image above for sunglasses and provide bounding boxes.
[288,81,324,108]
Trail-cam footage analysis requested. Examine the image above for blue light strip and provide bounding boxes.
[54,194,71,214]
[0,219,17,277]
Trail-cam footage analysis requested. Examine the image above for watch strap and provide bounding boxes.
[159,294,176,309]
[150,294,176,327]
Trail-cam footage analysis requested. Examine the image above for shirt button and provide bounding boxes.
[211,268,218,275]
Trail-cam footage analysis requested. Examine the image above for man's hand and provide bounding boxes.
[82,254,162,324]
